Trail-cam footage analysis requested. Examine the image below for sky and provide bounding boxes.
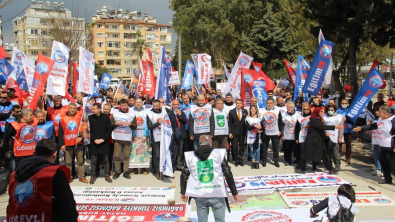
[0,0,177,52]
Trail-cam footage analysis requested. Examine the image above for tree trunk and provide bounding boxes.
[349,36,359,99]
[333,51,349,97]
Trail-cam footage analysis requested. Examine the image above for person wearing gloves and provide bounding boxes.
[180,135,238,222]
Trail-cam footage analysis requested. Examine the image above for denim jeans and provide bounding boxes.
[193,139,200,150]
[249,144,260,162]
[196,198,226,222]
[373,144,381,171]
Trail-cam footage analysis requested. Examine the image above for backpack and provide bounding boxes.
[328,196,355,222]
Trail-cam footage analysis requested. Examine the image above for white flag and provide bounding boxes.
[10,47,27,81]
[78,46,95,94]
[223,51,253,99]
[159,106,174,177]
[223,62,231,78]
[22,58,35,92]
[47,41,70,96]
[197,54,212,85]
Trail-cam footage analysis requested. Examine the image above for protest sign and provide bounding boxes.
[129,138,151,168]
[229,190,288,211]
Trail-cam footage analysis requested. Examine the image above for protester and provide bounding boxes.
[282,102,300,166]
[88,103,112,184]
[180,93,193,152]
[210,98,229,149]
[323,104,343,171]
[370,109,382,176]
[102,104,115,175]
[147,100,163,180]
[189,94,213,150]
[336,99,354,164]
[224,93,235,112]
[7,139,78,222]
[373,93,385,113]
[295,102,311,169]
[245,105,263,169]
[229,99,248,166]
[180,135,238,222]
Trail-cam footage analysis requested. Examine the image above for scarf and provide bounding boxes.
[310,106,324,123]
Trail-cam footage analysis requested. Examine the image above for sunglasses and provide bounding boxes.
[1,97,7,99]
[303,109,310,111]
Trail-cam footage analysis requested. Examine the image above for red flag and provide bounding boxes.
[241,68,256,107]
[72,62,79,96]
[252,62,262,73]
[283,59,296,88]
[29,54,55,111]
[137,70,144,93]
[146,47,152,62]
[369,60,379,74]
[0,46,6,60]
[256,70,275,92]
[5,78,22,97]
[142,60,156,98]
[171,67,176,72]
[64,91,77,103]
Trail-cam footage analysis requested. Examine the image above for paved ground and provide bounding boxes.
[0,140,394,221]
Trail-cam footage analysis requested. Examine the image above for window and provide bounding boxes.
[112,34,119,38]
[124,51,131,57]
[106,42,120,48]
[111,25,119,29]
[107,51,112,56]
[124,34,129,39]
[97,42,103,47]
[123,42,132,48]
[97,24,103,28]
[125,68,131,74]
[28,39,40,46]
[160,35,167,41]
[98,51,104,57]
[161,27,168,33]
[97,33,103,38]
[40,20,47,25]
[130,34,136,39]
[138,26,143,30]
[63,22,70,27]
[124,60,132,65]
[41,30,48,35]
[42,51,48,56]
[146,34,157,40]
[113,52,119,57]
[98,60,104,65]
[31,51,38,56]
[138,35,144,40]
[27,17,40,25]
[146,27,158,32]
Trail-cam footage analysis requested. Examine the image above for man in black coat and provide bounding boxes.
[229,99,248,166]
[167,99,188,170]
[88,103,112,184]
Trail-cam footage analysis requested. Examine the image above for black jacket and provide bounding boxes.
[88,113,112,154]
[11,156,78,221]
[303,118,335,162]
[295,111,311,141]
[189,105,214,137]
[180,145,238,196]
[147,108,162,144]
[167,108,188,139]
[245,117,265,149]
[228,108,248,136]
[3,118,20,153]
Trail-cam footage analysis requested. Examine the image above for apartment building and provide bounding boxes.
[12,0,85,60]
[91,6,172,80]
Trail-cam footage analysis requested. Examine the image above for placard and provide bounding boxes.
[229,190,288,211]
[169,71,180,86]
[216,82,227,93]
[71,187,175,205]
[129,139,151,168]
[280,190,395,208]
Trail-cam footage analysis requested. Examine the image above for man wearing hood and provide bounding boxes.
[7,139,78,222]
[180,135,238,222]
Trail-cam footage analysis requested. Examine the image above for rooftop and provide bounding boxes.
[30,0,68,11]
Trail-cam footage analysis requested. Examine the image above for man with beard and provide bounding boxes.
[47,96,68,164]
[309,96,324,112]
[189,95,214,150]
[111,99,136,180]
[102,104,114,175]
[128,95,135,108]
[224,93,235,113]
[321,89,332,105]
[147,100,163,180]
[180,94,193,152]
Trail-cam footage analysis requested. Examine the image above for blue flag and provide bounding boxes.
[35,121,54,142]
[193,78,202,95]
[302,39,334,95]
[100,73,112,89]
[346,69,384,123]
[252,80,268,109]
[155,47,172,103]
[181,60,195,90]
[91,86,100,97]
[0,59,14,83]
[294,55,311,102]
[16,70,29,91]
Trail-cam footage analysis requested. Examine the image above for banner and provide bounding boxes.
[216,83,227,93]
[283,59,296,88]
[252,80,268,109]
[252,61,262,74]
[35,121,54,142]
[137,62,144,93]
[71,187,176,205]
[255,67,275,92]
[9,47,26,81]
[240,68,256,107]
[191,54,198,68]
[141,60,156,98]
[129,138,151,168]
[45,41,70,96]
[77,204,186,222]
[16,70,28,91]
[318,30,333,85]
[22,58,35,91]
[181,60,195,90]
[302,39,334,95]
[223,51,254,99]
[114,82,131,101]
[0,59,14,83]
[280,190,395,208]
[78,46,95,94]
[346,69,384,123]
[155,46,172,103]
[193,78,202,95]
[190,208,325,222]
[294,55,311,101]
[29,54,55,111]
[99,73,111,89]
[197,54,212,85]
[223,61,231,78]
[159,106,173,177]
[229,190,288,211]
[169,71,180,86]
[229,173,352,191]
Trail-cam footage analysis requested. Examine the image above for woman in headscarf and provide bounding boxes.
[295,106,343,174]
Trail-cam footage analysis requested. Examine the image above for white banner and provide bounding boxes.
[169,71,180,86]
[280,190,395,208]
[230,173,352,191]
[216,83,227,93]
[47,41,70,96]
[71,187,175,204]
[159,106,174,177]
[22,58,35,91]
[197,54,212,85]
[223,51,253,99]
[190,208,326,222]
[78,46,95,94]
[10,47,27,80]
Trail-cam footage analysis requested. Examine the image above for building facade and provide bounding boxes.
[91,6,172,80]
[12,0,85,60]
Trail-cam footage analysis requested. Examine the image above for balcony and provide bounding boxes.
[106,46,121,50]
[106,55,121,59]
[123,29,137,33]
